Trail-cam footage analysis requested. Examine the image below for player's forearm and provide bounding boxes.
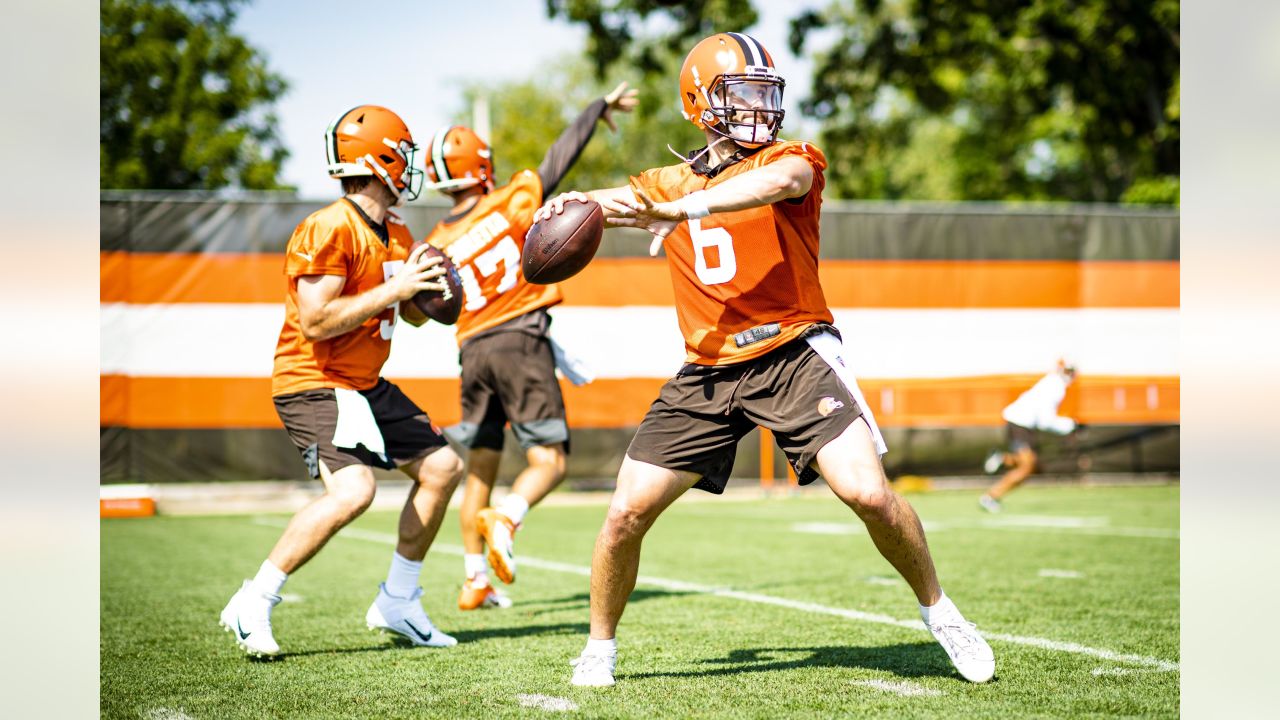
[301,284,398,341]
[538,99,608,199]
[688,160,813,214]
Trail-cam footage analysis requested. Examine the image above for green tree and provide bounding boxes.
[455,54,704,193]
[789,0,1180,203]
[546,0,759,79]
[100,0,291,190]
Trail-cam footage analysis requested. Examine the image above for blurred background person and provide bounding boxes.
[980,360,1080,513]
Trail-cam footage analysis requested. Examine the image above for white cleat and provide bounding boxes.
[983,450,1005,475]
[219,580,282,658]
[570,652,617,687]
[924,614,996,683]
[978,494,1003,514]
[366,583,457,648]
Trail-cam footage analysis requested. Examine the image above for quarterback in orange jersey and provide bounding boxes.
[219,105,466,658]
[422,84,638,611]
[537,34,996,687]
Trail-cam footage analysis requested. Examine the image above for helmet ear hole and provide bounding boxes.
[378,153,395,165]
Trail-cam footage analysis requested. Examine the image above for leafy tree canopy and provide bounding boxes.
[101,0,291,190]
[545,0,759,79]
[548,0,1179,204]
[452,53,704,195]
[790,0,1179,203]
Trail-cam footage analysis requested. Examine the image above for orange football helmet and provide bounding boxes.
[424,125,494,193]
[324,105,423,203]
[679,32,786,147]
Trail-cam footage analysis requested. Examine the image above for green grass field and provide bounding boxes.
[101,484,1179,718]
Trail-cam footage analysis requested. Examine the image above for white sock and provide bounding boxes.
[251,560,287,597]
[497,493,530,526]
[584,637,617,657]
[385,552,423,599]
[464,553,488,582]
[920,592,959,625]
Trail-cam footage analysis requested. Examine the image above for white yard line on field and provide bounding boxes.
[1038,569,1085,579]
[249,518,1179,672]
[852,679,942,697]
[516,694,579,711]
[791,517,1179,540]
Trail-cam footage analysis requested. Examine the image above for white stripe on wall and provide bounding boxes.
[99,304,1179,379]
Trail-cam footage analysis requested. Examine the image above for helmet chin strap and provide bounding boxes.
[666,135,737,166]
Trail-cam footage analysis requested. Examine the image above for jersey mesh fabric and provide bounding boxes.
[629,141,833,365]
[425,170,564,344]
[272,200,415,396]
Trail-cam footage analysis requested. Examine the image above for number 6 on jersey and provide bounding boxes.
[690,219,737,285]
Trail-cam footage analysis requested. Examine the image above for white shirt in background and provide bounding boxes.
[1001,372,1076,435]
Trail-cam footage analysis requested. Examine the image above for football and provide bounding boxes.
[522,198,604,284]
[410,244,464,325]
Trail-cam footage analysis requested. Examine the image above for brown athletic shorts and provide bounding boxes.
[627,326,864,494]
[273,378,448,478]
[453,312,569,452]
[1006,422,1038,453]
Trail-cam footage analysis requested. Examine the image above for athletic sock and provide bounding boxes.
[464,553,488,584]
[385,552,423,599]
[919,592,960,625]
[251,559,288,597]
[584,637,617,657]
[497,493,530,526]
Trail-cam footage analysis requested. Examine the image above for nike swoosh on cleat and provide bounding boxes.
[236,618,250,640]
[402,619,433,643]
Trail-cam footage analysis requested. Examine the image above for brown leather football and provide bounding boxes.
[410,244,464,325]
[522,198,604,284]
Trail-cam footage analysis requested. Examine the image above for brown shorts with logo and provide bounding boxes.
[273,378,448,478]
[453,312,569,452]
[627,327,864,494]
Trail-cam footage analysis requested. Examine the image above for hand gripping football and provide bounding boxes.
[522,198,604,284]
[410,244,464,325]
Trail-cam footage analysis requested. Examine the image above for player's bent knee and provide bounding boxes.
[527,444,567,479]
[422,447,465,485]
[830,470,892,517]
[601,502,655,545]
[331,483,376,519]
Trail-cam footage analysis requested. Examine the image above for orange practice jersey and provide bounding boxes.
[425,169,563,344]
[272,200,416,396]
[630,140,833,365]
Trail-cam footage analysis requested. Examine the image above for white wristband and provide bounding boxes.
[679,192,710,220]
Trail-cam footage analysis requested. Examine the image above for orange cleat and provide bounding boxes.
[457,577,512,610]
[476,507,517,584]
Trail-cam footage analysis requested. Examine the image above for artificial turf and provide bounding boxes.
[101,484,1178,718]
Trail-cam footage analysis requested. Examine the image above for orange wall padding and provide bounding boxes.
[101,374,1178,430]
[101,253,1178,309]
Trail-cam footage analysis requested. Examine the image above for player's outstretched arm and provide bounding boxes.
[296,244,445,341]
[536,82,639,200]
[610,156,815,255]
